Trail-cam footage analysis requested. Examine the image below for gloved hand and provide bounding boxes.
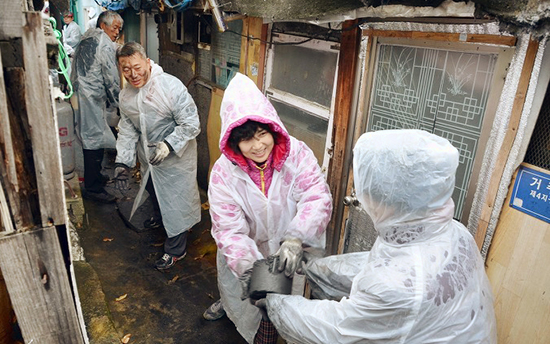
[113,164,130,191]
[254,298,269,321]
[239,268,253,300]
[149,142,170,166]
[275,237,303,277]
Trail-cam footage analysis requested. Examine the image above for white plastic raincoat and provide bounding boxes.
[209,73,332,343]
[266,129,497,344]
[71,28,119,150]
[62,20,81,54]
[115,61,201,238]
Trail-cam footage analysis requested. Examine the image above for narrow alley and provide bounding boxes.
[70,155,246,344]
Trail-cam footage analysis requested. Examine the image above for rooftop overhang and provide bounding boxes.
[222,0,550,37]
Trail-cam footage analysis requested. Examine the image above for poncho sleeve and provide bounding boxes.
[163,80,200,156]
[285,140,332,247]
[208,161,264,277]
[115,105,139,168]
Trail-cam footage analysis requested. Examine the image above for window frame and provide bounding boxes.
[264,32,340,173]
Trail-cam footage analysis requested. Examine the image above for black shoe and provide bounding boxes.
[83,189,116,204]
[155,252,186,270]
[144,217,163,229]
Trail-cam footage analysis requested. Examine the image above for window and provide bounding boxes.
[265,33,339,171]
[197,18,242,88]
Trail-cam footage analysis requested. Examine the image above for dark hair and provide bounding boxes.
[117,41,147,61]
[228,120,276,154]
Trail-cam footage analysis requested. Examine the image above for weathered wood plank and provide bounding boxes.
[0,50,18,196]
[326,20,361,255]
[257,23,269,91]
[2,67,39,230]
[0,0,24,40]
[0,227,84,343]
[239,17,249,74]
[337,32,374,254]
[475,38,539,248]
[22,12,66,227]
[367,29,517,46]
[0,49,17,233]
[485,163,550,344]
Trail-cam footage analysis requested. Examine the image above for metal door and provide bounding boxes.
[341,36,512,253]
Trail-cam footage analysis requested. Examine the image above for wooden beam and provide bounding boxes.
[2,67,39,230]
[0,49,17,233]
[475,38,539,249]
[0,227,84,343]
[257,23,269,91]
[22,12,66,227]
[0,0,24,40]
[336,32,374,254]
[239,17,249,74]
[326,20,361,255]
[366,29,517,46]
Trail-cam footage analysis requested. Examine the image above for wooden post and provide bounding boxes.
[0,227,83,343]
[475,38,539,249]
[22,12,66,227]
[0,50,16,233]
[325,20,361,255]
[0,6,85,343]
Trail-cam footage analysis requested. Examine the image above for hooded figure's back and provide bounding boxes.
[267,129,496,344]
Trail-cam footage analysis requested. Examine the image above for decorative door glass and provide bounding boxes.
[367,43,498,219]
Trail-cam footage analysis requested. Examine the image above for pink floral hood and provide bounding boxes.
[219,73,290,171]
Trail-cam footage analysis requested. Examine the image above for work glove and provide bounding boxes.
[275,237,303,278]
[113,164,130,191]
[254,298,269,321]
[239,268,253,300]
[149,141,170,166]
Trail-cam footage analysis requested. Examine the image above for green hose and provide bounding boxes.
[49,17,73,99]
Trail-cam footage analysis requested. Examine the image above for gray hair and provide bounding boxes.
[116,41,147,61]
[97,10,123,28]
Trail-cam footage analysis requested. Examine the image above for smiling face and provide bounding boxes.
[118,53,151,88]
[238,127,274,164]
[100,19,122,42]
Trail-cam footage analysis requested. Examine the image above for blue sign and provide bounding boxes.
[510,165,550,224]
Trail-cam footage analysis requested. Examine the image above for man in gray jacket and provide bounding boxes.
[71,10,123,203]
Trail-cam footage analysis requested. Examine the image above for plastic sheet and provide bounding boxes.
[209,73,332,343]
[115,61,201,238]
[71,28,119,150]
[267,130,496,344]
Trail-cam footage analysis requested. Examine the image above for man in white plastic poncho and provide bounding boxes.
[71,10,122,203]
[61,11,81,57]
[113,42,201,270]
[257,129,497,344]
[203,73,333,343]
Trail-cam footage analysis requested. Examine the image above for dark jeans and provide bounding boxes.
[83,148,105,193]
[145,175,188,256]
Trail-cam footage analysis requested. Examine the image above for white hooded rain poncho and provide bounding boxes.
[62,20,81,55]
[266,129,497,344]
[71,28,119,150]
[208,73,333,343]
[115,61,201,238]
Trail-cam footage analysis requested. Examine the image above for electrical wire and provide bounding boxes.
[215,17,366,46]
[48,17,74,99]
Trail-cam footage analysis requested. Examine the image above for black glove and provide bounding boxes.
[113,164,130,191]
